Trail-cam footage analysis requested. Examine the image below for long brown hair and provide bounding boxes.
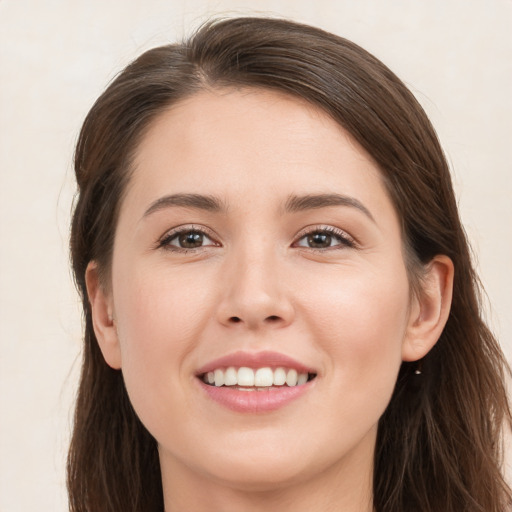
[68,17,512,511]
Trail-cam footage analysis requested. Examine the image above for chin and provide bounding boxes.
[205,455,314,492]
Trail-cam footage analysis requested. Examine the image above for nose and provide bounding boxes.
[216,247,295,330]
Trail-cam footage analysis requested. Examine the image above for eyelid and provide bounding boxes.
[157,224,221,250]
[155,223,356,252]
[292,224,357,249]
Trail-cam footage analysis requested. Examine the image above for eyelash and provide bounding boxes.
[157,225,356,253]
[293,225,356,251]
[157,225,219,253]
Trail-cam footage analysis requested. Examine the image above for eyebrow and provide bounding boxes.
[142,192,374,222]
[143,193,226,218]
[284,193,375,222]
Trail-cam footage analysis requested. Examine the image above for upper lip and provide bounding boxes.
[195,350,316,376]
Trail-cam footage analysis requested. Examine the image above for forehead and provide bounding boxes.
[127,88,386,203]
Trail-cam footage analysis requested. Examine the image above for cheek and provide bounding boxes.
[302,261,410,398]
[114,261,215,349]
[110,262,217,416]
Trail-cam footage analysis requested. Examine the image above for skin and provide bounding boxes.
[87,88,453,512]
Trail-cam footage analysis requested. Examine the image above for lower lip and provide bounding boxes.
[197,380,313,413]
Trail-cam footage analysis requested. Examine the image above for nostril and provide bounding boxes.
[226,315,284,325]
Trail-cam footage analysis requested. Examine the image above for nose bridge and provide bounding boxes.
[217,238,294,329]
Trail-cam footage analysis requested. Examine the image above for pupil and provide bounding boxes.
[179,232,203,248]
[308,232,331,248]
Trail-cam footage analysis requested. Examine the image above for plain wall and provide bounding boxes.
[1,1,511,510]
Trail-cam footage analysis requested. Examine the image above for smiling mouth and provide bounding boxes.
[200,366,317,389]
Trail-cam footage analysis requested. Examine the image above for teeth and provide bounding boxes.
[297,372,308,385]
[286,369,298,386]
[224,366,237,386]
[237,367,255,386]
[201,366,313,388]
[273,367,287,386]
[214,369,224,387]
[254,367,274,386]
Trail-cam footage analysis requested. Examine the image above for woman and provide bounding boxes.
[67,17,512,512]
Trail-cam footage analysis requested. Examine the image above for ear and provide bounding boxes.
[402,255,454,362]
[85,261,122,369]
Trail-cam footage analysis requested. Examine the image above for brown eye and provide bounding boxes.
[160,229,217,250]
[307,232,332,248]
[295,228,354,250]
[177,231,205,248]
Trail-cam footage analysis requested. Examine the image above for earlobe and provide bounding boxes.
[402,255,454,362]
[85,261,122,370]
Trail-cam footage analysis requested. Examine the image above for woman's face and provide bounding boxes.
[98,88,423,491]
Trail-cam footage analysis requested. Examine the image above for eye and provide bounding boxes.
[294,227,355,250]
[159,227,218,251]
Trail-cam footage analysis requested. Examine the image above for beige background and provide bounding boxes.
[1,1,511,510]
